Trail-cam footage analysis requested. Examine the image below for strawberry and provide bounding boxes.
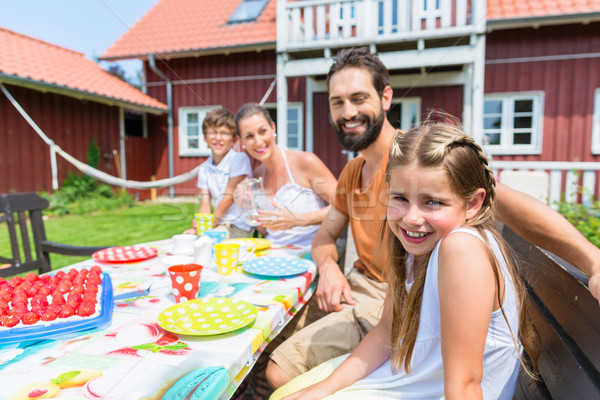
[25,272,39,282]
[54,270,66,280]
[58,305,76,318]
[8,276,23,287]
[0,299,9,315]
[31,303,48,317]
[41,308,58,321]
[36,286,52,297]
[0,314,19,327]
[76,302,95,317]
[31,295,49,307]
[90,266,102,275]
[22,311,40,325]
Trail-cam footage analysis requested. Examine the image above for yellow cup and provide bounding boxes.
[213,243,240,275]
[195,213,214,235]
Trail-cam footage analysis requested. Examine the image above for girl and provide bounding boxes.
[234,103,337,247]
[274,120,538,399]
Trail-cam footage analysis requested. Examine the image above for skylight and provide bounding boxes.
[228,0,269,24]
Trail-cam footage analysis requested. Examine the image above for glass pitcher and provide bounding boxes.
[239,177,272,226]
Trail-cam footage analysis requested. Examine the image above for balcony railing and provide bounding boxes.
[277,0,486,53]
[491,161,600,207]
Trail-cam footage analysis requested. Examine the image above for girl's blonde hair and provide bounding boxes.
[384,115,539,376]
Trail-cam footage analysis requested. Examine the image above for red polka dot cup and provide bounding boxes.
[168,264,203,303]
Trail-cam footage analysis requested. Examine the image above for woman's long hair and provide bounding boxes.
[384,116,539,377]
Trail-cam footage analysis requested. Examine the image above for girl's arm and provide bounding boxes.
[438,232,496,400]
[283,300,393,400]
[212,175,247,226]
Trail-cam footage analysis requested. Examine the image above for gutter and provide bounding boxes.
[487,12,600,31]
[0,74,167,114]
[148,54,175,198]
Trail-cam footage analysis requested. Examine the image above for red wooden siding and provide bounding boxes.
[0,84,132,195]
[485,22,600,164]
[144,51,306,196]
[395,85,464,125]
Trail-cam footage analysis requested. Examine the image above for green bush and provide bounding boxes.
[556,201,600,248]
[40,139,134,216]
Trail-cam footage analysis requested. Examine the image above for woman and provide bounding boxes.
[234,103,337,247]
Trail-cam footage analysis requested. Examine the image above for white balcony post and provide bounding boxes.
[276,54,288,148]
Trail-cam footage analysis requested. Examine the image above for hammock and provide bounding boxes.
[1,83,199,189]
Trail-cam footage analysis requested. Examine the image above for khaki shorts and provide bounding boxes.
[269,270,387,379]
[212,223,252,239]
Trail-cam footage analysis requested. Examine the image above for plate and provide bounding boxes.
[0,274,114,346]
[157,297,257,336]
[93,245,158,263]
[222,238,271,252]
[242,257,309,277]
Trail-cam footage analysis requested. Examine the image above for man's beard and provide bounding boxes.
[333,110,385,152]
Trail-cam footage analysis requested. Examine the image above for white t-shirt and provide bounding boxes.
[197,149,252,230]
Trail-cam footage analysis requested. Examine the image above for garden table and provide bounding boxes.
[0,238,316,399]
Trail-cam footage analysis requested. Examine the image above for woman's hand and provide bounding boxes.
[233,178,249,206]
[257,204,300,231]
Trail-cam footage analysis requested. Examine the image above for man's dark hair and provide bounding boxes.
[326,47,390,98]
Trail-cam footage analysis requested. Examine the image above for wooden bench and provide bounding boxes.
[502,226,600,399]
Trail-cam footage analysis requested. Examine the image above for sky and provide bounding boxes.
[0,0,160,84]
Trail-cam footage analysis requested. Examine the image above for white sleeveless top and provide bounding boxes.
[265,148,325,247]
[326,228,522,400]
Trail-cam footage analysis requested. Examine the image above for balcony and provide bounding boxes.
[277,0,486,57]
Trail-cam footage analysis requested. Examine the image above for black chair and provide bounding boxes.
[0,193,109,277]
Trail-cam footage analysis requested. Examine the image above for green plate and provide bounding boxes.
[157,297,257,336]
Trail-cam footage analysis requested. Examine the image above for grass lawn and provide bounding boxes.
[1,202,198,272]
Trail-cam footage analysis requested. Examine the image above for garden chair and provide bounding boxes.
[0,192,109,278]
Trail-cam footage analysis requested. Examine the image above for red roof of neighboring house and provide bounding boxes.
[101,0,600,60]
[487,0,600,21]
[101,0,276,61]
[0,27,167,113]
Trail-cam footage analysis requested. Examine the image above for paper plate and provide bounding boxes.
[157,298,257,336]
[222,238,271,252]
[242,257,309,277]
[93,246,158,263]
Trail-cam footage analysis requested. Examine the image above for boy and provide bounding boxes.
[191,109,252,238]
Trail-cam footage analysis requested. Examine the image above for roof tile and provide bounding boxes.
[0,27,166,111]
[487,0,600,20]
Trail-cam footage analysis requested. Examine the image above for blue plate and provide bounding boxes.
[0,273,114,346]
[242,257,309,277]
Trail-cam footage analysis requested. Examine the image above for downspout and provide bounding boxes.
[148,54,174,198]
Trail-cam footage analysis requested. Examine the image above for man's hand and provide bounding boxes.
[316,260,356,312]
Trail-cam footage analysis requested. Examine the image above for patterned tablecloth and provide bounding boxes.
[0,240,316,400]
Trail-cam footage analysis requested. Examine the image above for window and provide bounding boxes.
[593,88,600,154]
[124,110,146,138]
[265,103,303,151]
[228,0,268,24]
[483,92,544,155]
[178,106,220,157]
[388,97,421,131]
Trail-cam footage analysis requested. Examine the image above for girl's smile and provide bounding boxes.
[387,162,471,255]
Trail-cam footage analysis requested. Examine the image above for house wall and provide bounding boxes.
[145,51,306,197]
[485,22,600,163]
[0,84,135,196]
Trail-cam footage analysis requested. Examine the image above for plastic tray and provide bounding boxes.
[0,273,114,345]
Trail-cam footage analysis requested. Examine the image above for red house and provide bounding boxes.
[82,1,600,204]
[0,27,167,198]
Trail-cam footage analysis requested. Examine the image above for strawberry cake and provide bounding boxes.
[0,266,105,330]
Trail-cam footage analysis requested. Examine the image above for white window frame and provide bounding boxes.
[178,106,221,157]
[390,97,421,131]
[483,92,544,156]
[592,88,600,155]
[264,103,304,151]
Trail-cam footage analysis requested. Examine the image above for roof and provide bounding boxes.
[101,0,276,61]
[0,27,167,113]
[102,0,600,61]
[487,0,600,21]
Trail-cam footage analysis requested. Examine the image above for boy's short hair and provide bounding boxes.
[326,47,390,98]
[202,109,237,136]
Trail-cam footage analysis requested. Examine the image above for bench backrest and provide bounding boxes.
[502,226,600,400]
